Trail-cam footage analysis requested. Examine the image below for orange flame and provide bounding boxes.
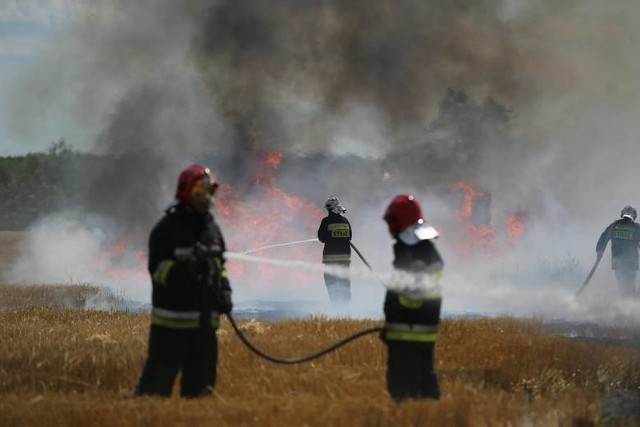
[102,238,147,286]
[102,151,325,295]
[506,211,528,243]
[450,181,526,257]
[451,181,498,256]
[451,181,479,222]
[216,151,324,290]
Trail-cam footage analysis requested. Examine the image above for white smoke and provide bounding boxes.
[2,1,640,327]
[6,213,149,304]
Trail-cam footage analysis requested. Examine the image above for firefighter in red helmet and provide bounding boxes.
[381,194,443,401]
[135,164,233,398]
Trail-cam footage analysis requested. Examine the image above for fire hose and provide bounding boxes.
[575,241,608,298]
[350,242,373,270]
[242,239,374,272]
[226,313,383,364]
[575,253,603,297]
[227,241,385,363]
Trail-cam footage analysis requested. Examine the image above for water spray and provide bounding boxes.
[226,251,371,282]
[241,238,319,254]
[223,248,442,364]
[225,251,440,297]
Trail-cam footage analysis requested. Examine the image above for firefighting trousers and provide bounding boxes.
[614,268,638,297]
[135,324,218,398]
[323,265,351,303]
[385,341,439,401]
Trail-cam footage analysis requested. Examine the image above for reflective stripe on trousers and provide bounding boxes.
[323,254,351,263]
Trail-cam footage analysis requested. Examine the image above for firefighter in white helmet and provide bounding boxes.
[596,205,640,297]
[135,164,233,398]
[317,196,352,303]
[381,194,443,401]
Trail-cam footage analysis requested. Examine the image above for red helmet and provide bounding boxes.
[175,164,219,203]
[384,194,424,235]
[383,194,439,244]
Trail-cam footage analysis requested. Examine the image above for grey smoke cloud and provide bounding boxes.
[2,0,640,324]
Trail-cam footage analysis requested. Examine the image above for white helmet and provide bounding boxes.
[621,205,637,221]
[325,196,346,214]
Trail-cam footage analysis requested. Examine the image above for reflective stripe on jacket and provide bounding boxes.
[322,254,351,263]
[151,307,220,329]
[383,322,437,343]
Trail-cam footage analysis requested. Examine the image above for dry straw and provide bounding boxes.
[0,284,639,426]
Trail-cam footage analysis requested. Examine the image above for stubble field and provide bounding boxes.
[1,284,639,427]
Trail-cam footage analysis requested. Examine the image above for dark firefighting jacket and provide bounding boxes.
[148,204,231,329]
[597,217,640,271]
[317,212,352,263]
[383,239,443,344]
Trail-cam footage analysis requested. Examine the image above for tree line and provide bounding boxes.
[0,139,103,230]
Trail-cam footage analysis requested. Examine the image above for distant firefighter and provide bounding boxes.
[317,196,352,304]
[381,194,443,401]
[135,164,233,398]
[596,205,640,297]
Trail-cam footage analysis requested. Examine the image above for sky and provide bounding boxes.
[2,0,640,326]
[0,2,59,155]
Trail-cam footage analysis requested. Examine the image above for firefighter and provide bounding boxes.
[135,164,233,398]
[596,205,640,297]
[317,196,352,303]
[381,194,443,401]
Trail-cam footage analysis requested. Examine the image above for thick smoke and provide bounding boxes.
[4,1,640,325]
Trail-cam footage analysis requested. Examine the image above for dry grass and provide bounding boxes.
[0,283,124,310]
[0,284,639,426]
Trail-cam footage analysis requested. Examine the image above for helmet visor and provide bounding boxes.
[397,220,439,245]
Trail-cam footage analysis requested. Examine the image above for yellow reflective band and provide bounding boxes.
[327,224,350,231]
[151,315,219,330]
[386,323,437,333]
[385,330,437,343]
[327,224,350,238]
[221,270,228,278]
[153,260,175,286]
[612,228,634,239]
[398,295,424,309]
[323,254,351,263]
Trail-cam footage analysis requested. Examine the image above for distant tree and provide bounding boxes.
[47,138,74,156]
